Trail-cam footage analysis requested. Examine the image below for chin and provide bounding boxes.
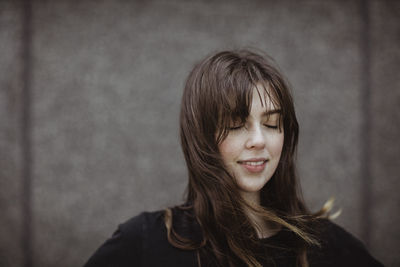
[237,179,270,193]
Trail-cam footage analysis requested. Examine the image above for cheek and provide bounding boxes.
[268,134,284,157]
[218,136,240,161]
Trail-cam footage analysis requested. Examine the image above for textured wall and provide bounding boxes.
[369,0,400,265]
[0,1,24,266]
[1,0,399,267]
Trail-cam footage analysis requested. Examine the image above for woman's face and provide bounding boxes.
[218,86,284,199]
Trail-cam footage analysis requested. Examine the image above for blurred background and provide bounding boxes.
[1,0,399,266]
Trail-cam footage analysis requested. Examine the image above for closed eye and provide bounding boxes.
[264,124,278,129]
[229,125,244,130]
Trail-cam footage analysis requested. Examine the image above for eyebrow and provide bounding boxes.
[263,109,282,116]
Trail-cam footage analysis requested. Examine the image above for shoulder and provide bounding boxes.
[308,219,384,267]
[84,208,198,267]
[83,210,166,267]
[120,208,200,245]
[316,219,365,250]
[119,210,166,240]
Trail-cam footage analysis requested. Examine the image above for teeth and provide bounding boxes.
[242,161,264,166]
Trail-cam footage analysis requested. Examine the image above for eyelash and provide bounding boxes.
[265,125,278,129]
[228,124,278,130]
[228,126,241,130]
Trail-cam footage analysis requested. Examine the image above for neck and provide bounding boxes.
[240,191,281,238]
[240,191,260,206]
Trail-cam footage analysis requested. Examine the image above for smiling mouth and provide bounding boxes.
[237,159,268,165]
[237,159,268,173]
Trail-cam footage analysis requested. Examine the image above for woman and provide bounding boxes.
[84,50,384,267]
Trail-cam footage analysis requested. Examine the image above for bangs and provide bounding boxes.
[216,64,283,143]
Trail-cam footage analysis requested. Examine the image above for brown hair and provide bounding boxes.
[166,50,325,267]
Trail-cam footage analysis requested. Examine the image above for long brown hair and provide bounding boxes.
[166,50,325,267]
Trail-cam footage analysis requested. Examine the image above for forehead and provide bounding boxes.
[251,84,281,112]
[216,77,283,122]
[216,81,283,142]
[226,84,281,124]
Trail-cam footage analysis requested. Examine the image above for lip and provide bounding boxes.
[237,158,268,173]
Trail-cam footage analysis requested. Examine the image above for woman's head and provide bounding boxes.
[180,50,300,213]
[218,85,284,200]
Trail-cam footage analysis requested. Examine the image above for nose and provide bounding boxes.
[245,126,265,150]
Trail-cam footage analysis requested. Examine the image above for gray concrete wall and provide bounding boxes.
[369,0,400,264]
[1,0,399,266]
[0,1,24,266]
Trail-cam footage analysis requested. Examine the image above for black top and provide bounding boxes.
[83,208,384,267]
